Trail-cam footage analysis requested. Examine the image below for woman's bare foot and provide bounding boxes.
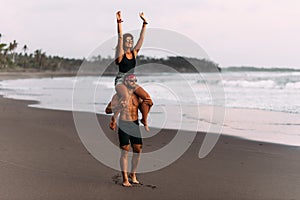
[109,117,117,130]
[105,102,112,114]
[129,173,140,184]
[140,118,150,132]
[143,125,150,132]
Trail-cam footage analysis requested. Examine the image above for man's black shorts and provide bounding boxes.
[118,119,142,147]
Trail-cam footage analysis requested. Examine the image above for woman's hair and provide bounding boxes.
[115,33,134,64]
[122,33,134,49]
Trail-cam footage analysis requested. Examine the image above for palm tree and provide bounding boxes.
[0,43,6,53]
[34,49,47,70]
[0,43,8,68]
[12,40,18,63]
[22,44,28,55]
[0,33,4,58]
[8,40,18,63]
[22,44,28,67]
[34,49,42,68]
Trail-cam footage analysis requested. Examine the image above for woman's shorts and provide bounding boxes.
[114,72,126,86]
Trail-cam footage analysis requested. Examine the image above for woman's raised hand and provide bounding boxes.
[139,12,147,23]
[116,11,122,22]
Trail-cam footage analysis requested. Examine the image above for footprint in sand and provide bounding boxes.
[112,174,121,184]
[145,184,157,189]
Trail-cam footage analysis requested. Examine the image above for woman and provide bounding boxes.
[107,11,153,131]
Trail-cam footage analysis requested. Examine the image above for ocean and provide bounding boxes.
[1,70,300,146]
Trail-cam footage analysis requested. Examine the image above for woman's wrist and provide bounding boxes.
[117,19,123,23]
[143,21,148,25]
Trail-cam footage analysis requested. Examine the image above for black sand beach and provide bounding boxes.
[1,96,300,199]
[0,73,300,199]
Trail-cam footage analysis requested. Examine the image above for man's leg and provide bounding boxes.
[130,144,142,184]
[120,145,131,187]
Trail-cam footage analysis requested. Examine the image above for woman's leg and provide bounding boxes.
[115,83,130,108]
[134,86,153,131]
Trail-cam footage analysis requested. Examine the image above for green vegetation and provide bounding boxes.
[137,55,221,73]
[0,35,220,73]
[80,54,220,74]
[0,36,82,72]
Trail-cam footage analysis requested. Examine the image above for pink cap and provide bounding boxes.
[125,74,137,81]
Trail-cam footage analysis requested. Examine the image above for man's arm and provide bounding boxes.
[110,94,119,111]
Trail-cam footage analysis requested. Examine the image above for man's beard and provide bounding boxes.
[126,83,135,89]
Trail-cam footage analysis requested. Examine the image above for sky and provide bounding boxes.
[1,0,300,68]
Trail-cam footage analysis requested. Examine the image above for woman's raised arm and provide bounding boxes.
[133,12,148,55]
[116,11,124,63]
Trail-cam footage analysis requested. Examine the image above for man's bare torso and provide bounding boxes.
[119,90,139,121]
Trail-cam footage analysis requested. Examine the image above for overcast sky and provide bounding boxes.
[1,0,299,68]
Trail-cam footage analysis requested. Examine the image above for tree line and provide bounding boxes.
[0,35,220,73]
[0,35,82,71]
[90,55,221,74]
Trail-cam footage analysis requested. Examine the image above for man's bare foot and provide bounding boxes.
[140,119,150,132]
[109,117,117,130]
[129,173,140,184]
[122,181,132,187]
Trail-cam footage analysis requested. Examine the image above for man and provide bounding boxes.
[105,76,152,132]
[109,74,144,187]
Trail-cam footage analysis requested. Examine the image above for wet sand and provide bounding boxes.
[0,96,300,200]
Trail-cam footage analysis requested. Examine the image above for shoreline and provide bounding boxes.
[0,71,78,80]
[1,72,300,147]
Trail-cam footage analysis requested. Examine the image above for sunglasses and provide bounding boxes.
[127,79,137,83]
[125,39,133,43]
